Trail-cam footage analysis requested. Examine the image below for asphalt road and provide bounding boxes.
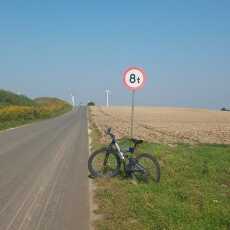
[0,107,90,230]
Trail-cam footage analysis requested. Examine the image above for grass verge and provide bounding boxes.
[0,90,72,131]
[0,106,72,131]
[89,118,230,229]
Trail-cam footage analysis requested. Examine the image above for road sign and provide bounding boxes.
[123,67,146,91]
[122,67,147,138]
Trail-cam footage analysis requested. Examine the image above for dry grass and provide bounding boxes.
[91,106,230,144]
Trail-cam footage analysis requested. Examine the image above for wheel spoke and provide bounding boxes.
[134,154,160,183]
[89,149,120,177]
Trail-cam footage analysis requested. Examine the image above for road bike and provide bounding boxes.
[88,128,160,183]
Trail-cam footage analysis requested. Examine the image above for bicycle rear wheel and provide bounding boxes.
[88,147,121,177]
[134,153,160,183]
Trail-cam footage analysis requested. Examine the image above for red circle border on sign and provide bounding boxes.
[123,67,146,91]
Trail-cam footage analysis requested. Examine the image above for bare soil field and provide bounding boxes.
[90,106,230,144]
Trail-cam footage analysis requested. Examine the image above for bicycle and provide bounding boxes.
[88,128,160,183]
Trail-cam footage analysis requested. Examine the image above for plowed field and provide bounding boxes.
[90,106,230,144]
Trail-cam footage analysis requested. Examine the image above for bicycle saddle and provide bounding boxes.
[131,138,143,145]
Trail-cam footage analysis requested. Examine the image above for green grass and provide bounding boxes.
[0,119,29,131]
[0,89,35,106]
[92,139,230,230]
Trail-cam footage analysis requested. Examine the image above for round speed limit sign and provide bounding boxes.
[123,67,146,91]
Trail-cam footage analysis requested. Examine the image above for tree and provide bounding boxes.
[87,101,95,106]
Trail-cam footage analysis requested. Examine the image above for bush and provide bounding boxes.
[88,101,95,106]
[0,101,72,122]
[0,106,34,121]
[0,90,72,127]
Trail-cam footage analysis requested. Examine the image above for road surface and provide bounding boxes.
[0,107,90,230]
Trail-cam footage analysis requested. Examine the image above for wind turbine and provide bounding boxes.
[70,93,76,109]
[105,89,111,107]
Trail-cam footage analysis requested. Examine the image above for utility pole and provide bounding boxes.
[105,89,111,107]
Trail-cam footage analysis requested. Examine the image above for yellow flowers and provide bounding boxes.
[0,106,34,121]
[0,101,71,122]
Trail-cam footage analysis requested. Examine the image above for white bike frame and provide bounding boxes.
[114,142,125,160]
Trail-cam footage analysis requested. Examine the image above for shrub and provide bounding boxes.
[88,101,95,106]
[0,100,72,122]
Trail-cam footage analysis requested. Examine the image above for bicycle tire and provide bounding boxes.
[135,153,160,183]
[88,147,121,177]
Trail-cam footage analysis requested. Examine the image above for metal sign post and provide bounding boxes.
[123,67,146,138]
[130,90,135,138]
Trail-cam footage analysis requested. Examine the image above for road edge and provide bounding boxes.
[87,108,97,230]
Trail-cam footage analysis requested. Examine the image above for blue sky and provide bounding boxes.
[0,0,229,108]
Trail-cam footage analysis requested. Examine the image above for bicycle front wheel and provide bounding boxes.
[134,153,160,183]
[88,147,121,177]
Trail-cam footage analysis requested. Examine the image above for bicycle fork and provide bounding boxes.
[103,151,110,166]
